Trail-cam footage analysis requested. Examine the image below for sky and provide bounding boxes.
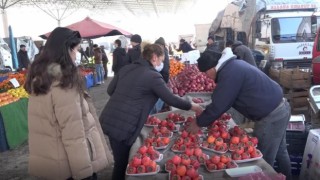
[0,0,231,43]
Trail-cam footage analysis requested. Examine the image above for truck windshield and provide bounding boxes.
[271,17,317,43]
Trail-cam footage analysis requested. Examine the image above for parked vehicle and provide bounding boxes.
[209,0,320,70]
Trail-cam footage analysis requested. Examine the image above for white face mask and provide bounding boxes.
[155,62,164,72]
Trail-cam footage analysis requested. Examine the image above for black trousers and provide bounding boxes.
[109,138,132,180]
[67,173,97,180]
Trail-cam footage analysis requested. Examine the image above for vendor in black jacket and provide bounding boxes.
[187,48,292,180]
[100,44,202,180]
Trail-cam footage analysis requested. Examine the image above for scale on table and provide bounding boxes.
[308,85,320,115]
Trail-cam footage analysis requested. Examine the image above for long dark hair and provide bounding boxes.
[24,27,82,95]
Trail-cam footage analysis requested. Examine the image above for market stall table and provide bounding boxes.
[0,98,28,150]
[126,122,278,180]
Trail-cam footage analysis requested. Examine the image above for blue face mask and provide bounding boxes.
[155,62,164,72]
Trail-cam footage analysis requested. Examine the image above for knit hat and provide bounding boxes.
[131,34,142,44]
[155,37,166,46]
[197,51,222,72]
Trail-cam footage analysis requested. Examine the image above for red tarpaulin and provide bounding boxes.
[40,17,131,39]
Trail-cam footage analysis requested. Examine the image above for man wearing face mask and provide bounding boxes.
[187,49,292,180]
[100,44,203,180]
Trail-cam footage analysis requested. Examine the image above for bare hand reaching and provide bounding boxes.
[190,103,204,116]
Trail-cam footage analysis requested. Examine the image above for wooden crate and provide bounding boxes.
[269,68,280,82]
[291,97,308,108]
[279,68,311,89]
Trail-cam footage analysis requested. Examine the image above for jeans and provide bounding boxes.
[66,173,97,180]
[95,64,104,84]
[254,99,292,180]
[109,138,132,180]
[150,98,164,114]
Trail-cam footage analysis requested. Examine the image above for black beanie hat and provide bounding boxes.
[197,51,222,72]
[155,37,165,46]
[131,34,142,43]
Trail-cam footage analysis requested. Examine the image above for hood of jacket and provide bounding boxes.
[215,47,237,72]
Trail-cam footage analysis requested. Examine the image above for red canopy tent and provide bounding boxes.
[40,17,131,39]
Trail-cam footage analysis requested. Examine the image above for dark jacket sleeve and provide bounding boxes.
[151,73,191,110]
[107,74,119,96]
[112,51,117,72]
[196,69,244,127]
[160,49,170,83]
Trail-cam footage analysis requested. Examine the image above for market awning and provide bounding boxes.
[39,16,132,39]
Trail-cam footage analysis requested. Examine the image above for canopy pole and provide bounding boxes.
[1,9,9,37]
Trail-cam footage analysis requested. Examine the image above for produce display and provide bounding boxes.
[169,59,185,77]
[0,73,26,92]
[0,92,20,107]
[205,154,238,172]
[126,109,265,177]
[7,87,29,98]
[168,64,216,97]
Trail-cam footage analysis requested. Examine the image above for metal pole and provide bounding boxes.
[1,9,9,37]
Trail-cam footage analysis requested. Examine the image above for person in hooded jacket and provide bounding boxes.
[99,44,203,180]
[24,27,108,180]
[112,39,127,75]
[187,49,292,180]
[226,40,257,67]
[126,34,142,64]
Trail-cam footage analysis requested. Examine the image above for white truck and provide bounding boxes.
[209,0,320,69]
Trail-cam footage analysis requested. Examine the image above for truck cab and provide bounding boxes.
[255,6,320,69]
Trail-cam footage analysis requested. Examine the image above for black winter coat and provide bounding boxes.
[17,50,30,69]
[112,47,126,74]
[99,60,191,145]
[177,42,193,53]
[160,48,170,83]
[126,45,141,64]
[232,41,257,67]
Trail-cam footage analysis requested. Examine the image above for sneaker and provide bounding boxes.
[102,81,105,84]
[96,82,101,85]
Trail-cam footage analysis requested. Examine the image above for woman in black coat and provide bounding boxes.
[99,44,202,180]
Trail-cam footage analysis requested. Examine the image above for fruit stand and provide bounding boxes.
[0,73,29,152]
[125,110,281,180]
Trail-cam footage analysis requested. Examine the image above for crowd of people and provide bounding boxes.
[23,26,292,180]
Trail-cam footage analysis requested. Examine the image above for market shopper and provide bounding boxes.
[150,37,170,114]
[112,39,127,75]
[126,34,142,64]
[187,49,292,180]
[93,47,105,84]
[205,36,220,52]
[100,45,109,79]
[24,27,108,180]
[176,39,193,53]
[17,44,30,70]
[99,44,203,180]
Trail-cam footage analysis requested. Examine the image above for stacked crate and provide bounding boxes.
[279,68,311,112]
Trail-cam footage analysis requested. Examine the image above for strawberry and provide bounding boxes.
[185,148,194,156]
[142,156,151,166]
[250,137,259,145]
[207,163,217,170]
[241,152,250,160]
[235,146,244,155]
[181,156,191,166]
[181,130,189,138]
[217,162,226,170]
[171,174,181,180]
[232,152,242,160]
[210,155,220,164]
[226,161,237,169]
[194,148,202,157]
